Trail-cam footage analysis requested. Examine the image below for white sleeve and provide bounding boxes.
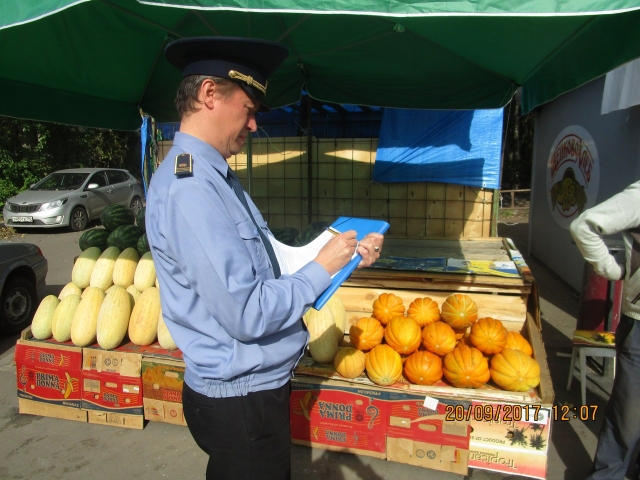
[569,181,640,281]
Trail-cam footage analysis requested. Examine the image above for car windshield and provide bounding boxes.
[30,172,89,191]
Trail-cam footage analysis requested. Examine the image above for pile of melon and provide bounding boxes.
[30,244,176,351]
[314,292,541,393]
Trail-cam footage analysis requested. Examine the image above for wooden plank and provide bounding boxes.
[527,313,554,406]
[427,200,446,219]
[446,200,464,219]
[426,219,445,237]
[379,237,510,261]
[426,183,447,200]
[336,286,527,324]
[463,220,485,238]
[445,219,464,237]
[348,269,529,290]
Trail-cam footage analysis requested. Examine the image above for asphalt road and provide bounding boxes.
[0,220,627,480]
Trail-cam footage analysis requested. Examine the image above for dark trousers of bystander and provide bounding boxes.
[183,381,292,480]
[587,315,640,480]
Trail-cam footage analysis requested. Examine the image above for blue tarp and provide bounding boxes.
[373,108,504,188]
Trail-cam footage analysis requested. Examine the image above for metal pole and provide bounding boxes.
[307,98,313,225]
[247,135,252,195]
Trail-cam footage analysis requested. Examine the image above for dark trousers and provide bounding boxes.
[587,315,640,480]
[183,381,292,480]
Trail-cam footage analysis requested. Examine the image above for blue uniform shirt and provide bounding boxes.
[146,132,332,398]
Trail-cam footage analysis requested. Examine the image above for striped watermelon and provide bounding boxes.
[272,227,299,246]
[294,221,331,246]
[101,204,136,232]
[78,228,110,251]
[136,233,150,256]
[136,206,146,233]
[107,225,142,251]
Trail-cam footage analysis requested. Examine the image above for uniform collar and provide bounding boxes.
[172,131,230,179]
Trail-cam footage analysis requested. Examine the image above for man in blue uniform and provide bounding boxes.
[145,37,384,480]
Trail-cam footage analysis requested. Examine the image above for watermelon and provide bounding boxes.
[136,206,146,233]
[136,233,150,256]
[294,221,331,246]
[78,228,110,251]
[101,204,136,232]
[272,227,299,246]
[107,225,142,251]
[306,220,331,232]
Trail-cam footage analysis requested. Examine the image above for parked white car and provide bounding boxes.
[2,168,144,231]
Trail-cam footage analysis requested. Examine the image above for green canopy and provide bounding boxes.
[2,0,640,130]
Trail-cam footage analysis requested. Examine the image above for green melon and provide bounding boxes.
[78,228,110,251]
[100,204,136,232]
[136,233,150,256]
[294,221,331,246]
[272,227,299,246]
[306,221,331,232]
[107,225,142,251]
[294,230,320,246]
[136,206,146,233]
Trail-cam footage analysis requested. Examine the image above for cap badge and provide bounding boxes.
[228,70,267,95]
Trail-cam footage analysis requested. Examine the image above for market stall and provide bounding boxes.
[6,3,640,479]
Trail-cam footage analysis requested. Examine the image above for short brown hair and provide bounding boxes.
[174,75,238,119]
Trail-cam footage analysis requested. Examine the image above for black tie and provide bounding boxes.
[227,168,281,278]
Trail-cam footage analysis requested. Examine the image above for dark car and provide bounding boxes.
[3,168,144,231]
[0,242,48,336]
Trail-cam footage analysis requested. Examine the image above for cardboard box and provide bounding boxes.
[469,401,551,452]
[87,410,145,429]
[468,401,551,479]
[290,377,387,458]
[15,329,83,410]
[18,398,87,423]
[141,356,186,426]
[291,376,472,475]
[82,344,142,377]
[81,370,143,415]
[143,398,186,426]
[468,443,548,479]
[385,391,470,475]
[80,341,145,422]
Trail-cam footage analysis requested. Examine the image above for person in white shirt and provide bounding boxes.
[570,180,640,480]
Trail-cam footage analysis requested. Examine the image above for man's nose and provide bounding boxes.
[247,116,257,132]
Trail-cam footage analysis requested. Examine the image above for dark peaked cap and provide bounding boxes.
[165,37,289,109]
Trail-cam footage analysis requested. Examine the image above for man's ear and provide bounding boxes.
[200,78,217,109]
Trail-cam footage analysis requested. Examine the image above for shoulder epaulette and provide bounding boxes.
[174,153,193,177]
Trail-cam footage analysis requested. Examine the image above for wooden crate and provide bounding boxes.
[296,237,552,407]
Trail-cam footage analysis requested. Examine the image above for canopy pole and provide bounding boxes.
[306,97,313,225]
[247,135,253,195]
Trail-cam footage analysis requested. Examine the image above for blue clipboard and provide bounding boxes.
[313,216,390,310]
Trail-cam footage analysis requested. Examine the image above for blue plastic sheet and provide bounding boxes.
[373,108,504,188]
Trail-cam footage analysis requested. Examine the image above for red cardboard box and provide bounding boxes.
[80,341,145,424]
[81,370,143,415]
[290,377,387,458]
[384,391,471,475]
[141,355,186,426]
[15,332,83,408]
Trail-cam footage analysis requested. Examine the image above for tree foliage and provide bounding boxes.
[501,95,534,190]
[0,117,140,210]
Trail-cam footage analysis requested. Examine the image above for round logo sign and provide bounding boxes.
[546,125,600,229]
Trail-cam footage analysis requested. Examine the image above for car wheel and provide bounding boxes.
[0,277,37,336]
[130,196,143,215]
[69,206,88,231]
